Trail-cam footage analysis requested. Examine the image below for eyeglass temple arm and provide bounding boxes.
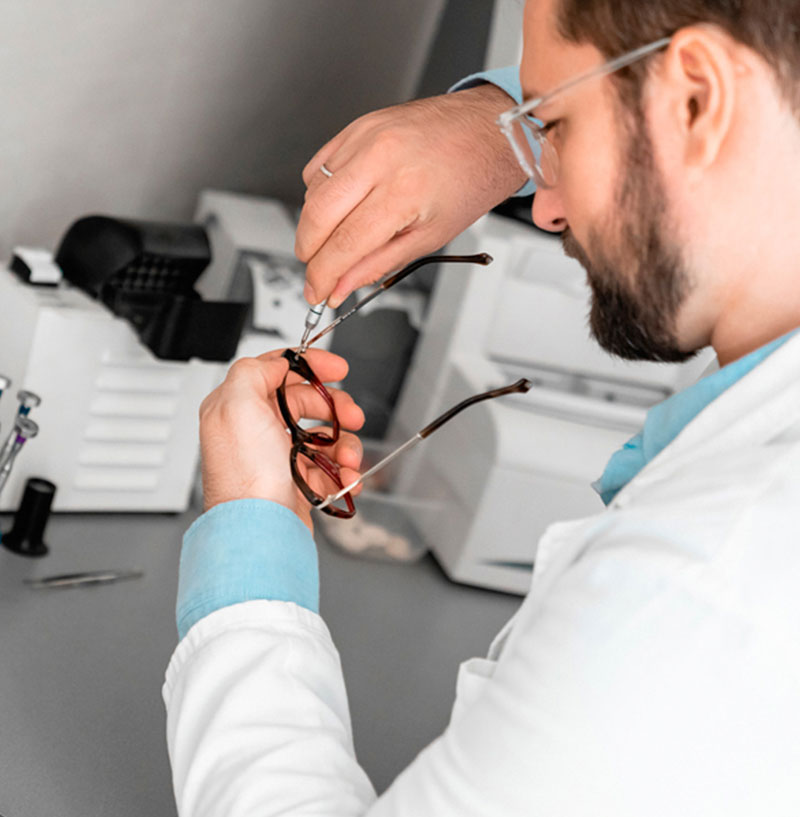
[315,378,531,511]
[419,378,531,437]
[306,253,493,348]
[500,36,673,124]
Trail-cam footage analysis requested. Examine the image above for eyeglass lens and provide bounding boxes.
[511,118,559,188]
[277,348,355,517]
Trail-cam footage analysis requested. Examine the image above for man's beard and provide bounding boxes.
[560,113,696,364]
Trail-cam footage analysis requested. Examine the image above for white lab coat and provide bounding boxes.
[163,332,800,816]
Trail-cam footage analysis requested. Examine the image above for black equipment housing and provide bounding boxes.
[55,215,248,362]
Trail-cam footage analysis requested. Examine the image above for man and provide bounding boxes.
[163,0,800,814]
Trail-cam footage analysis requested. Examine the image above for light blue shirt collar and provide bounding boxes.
[593,330,799,506]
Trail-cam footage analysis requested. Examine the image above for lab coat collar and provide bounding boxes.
[594,329,799,506]
[608,327,800,510]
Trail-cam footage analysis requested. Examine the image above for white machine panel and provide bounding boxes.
[0,270,222,511]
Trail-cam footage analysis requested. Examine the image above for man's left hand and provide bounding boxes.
[199,349,365,531]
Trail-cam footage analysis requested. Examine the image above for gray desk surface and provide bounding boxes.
[0,505,520,816]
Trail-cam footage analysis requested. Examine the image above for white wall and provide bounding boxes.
[485,0,524,70]
[1,0,446,258]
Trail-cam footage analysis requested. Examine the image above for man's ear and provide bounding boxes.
[660,27,738,171]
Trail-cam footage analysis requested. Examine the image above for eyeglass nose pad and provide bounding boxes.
[539,138,559,188]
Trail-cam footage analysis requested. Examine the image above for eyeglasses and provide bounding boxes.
[497,37,672,189]
[278,254,532,518]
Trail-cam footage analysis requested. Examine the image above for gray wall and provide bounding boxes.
[2,0,446,258]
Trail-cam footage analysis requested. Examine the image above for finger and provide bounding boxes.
[303,188,420,308]
[303,157,336,201]
[304,466,364,504]
[302,118,376,199]
[255,348,350,385]
[328,228,434,308]
[301,429,364,489]
[295,157,374,268]
[284,383,365,431]
[301,122,360,187]
[223,355,289,398]
[221,351,349,413]
[252,346,346,368]
[328,429,364,471]
[312,469,364,499]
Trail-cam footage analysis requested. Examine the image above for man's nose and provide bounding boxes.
[532,187,567,233]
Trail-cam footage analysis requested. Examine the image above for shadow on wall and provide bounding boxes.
[1,0,446,257]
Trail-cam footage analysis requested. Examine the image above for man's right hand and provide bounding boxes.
[295,84,526,309]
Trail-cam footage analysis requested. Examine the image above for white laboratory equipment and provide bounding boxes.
[389,212,715,594]
[0,194,339,513]
[195,189,296,302]
[0,266,224,512]
[195,189,333,356]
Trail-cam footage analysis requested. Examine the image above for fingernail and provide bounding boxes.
[304,283,317,304]
[328,293,342,310]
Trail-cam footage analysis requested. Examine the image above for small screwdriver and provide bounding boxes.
[0,416,38,497]
[0,375,10,436]
[16,390,41,417]
[0,390,41,468]
[298,299,327,353]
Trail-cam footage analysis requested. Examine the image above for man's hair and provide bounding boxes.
[556,0,800,117]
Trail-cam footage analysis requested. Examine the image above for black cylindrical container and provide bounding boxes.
[2,478,56,557]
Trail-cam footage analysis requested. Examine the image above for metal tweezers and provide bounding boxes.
[24,569,144,589]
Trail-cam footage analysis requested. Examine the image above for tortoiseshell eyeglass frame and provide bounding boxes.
[276,348,355,518]
[276,253,509,518]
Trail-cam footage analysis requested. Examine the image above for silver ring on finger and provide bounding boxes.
[320,163,334,178]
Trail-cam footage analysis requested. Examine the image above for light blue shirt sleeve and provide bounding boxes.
[450,66,536,198]
[450,65,524,103]
[176,499,319,640]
